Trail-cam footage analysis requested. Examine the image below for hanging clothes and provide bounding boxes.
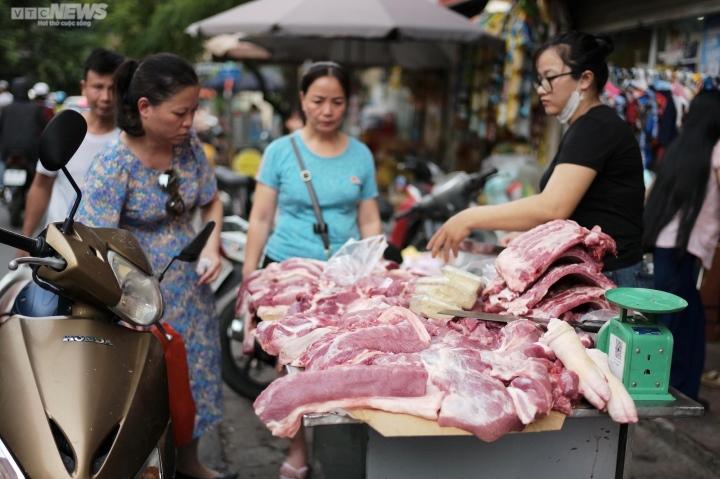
[606,66,719,171]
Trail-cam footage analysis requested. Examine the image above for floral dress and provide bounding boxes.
[78,133,221,438]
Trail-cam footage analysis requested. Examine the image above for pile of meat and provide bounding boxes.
[236,258,416,353]
[253,299,585,441]
[239,227,636,442]
[481,220,618,320]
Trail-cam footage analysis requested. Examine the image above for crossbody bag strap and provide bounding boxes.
[290,136,331,258]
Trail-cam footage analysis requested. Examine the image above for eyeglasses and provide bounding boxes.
[158,169,186,217]
[534,71,576,93]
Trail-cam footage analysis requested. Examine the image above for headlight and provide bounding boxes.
[108,251,163,326]
[134,447,163,479]
[0,436,26,478]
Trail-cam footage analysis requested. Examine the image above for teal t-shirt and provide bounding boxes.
[257,132,378,261]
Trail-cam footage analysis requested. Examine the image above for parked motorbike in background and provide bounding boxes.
[212,166,276,399]
[215,165,255,219]
[1,150,34,227]
[386,167,498,260]
[0,110,214,478]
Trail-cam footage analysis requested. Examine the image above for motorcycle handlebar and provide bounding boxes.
[465,168,498,193]
[0,227,45,256]
[393,167,498,221]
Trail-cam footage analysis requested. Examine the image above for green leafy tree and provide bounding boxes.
[0,0,245,93]
[102,0,242,59]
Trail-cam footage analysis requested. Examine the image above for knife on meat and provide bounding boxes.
[438,309,603,333]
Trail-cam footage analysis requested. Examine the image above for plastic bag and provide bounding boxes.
[460,256,498,282]
[323,235,388,286]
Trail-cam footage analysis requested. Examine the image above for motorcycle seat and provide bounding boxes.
[215,166,254,188]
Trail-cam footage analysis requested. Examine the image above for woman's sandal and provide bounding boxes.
[701,369,720,388]
[279,461,309,479]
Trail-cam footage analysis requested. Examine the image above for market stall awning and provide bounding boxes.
[186,0,493,43]
[249,36,461,69]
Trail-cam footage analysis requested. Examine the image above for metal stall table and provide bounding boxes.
[305,391,702,479]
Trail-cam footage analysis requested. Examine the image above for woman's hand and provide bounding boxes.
[197,246,222,285]
[498,231,522,247]
[427,210,473,262]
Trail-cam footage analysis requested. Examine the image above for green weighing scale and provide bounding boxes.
[596,288,688,401]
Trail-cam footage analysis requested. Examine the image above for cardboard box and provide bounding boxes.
[346,408,566,437]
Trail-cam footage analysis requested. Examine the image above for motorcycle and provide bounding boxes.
[1,149,34,227]
[0,110,214,478]
[212,167,276,399]
[386,167,499,260]
[215,165,255,219]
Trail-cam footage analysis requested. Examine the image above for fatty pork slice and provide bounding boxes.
[421,346,523,441]
[255,312,338,363]
[480,245,603,311]
[480,321,554,424]
[504,263,616,316]
[528,286,613,320]
[253,365,430,437]
[495,220,616,293]
[300,307,431,370]
[258,298,397,365]
[355,268,418,306]
[477,350,554,425]
[238,257,325,313]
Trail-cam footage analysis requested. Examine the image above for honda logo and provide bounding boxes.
[63,335,114,347]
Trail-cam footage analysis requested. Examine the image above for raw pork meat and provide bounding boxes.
[253,365,429,437]
[246,246,619,441]
[299,307,431,370]
[421,346,523,441]
[504,263,616,315]
[495,220,616,293]
[528,286,613,320]
[478,221,617,320]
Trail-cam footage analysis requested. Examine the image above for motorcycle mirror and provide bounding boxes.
[38,110,87,172]
[157,222,215,282]
[177,221,215,262]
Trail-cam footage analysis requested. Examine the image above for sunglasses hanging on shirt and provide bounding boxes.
[158,169,186,217]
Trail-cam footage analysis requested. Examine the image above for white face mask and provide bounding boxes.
[558,88,583,124]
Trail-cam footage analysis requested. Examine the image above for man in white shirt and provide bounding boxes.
[20,49,124,250]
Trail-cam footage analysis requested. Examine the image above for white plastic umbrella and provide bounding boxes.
[186,0,490,42]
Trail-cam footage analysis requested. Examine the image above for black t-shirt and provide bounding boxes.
[539,105,644,271]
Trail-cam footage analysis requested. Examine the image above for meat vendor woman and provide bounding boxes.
[429,32,646,288]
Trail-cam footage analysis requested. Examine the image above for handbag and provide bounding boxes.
[290,135,332,259]
[152,323,196,447]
